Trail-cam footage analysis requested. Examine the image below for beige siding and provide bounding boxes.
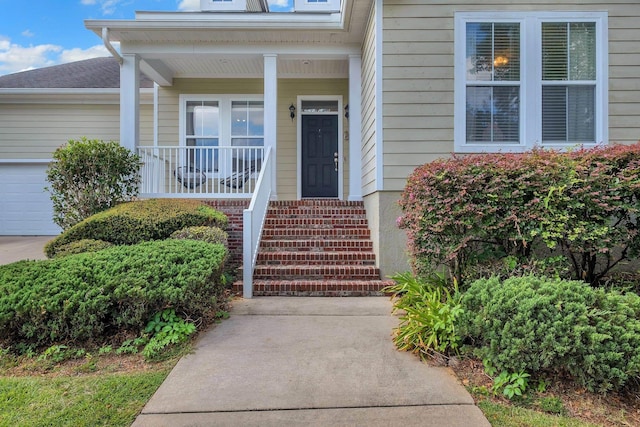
[361,1,378,197]
[0,103,153,159]
[158,78,349,200]
[382,0,640,191]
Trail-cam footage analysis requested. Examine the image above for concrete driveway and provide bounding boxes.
[0,236,52,264]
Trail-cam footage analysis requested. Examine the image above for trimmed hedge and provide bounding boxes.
[45,199,228,258]
[398,143,640,285]
[0,240,228,348]
[459,276,640,393]
[170,226,228,247]
[53,239,114,258]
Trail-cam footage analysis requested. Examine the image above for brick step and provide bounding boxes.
[253,265,382,280]
[257,251,376,265]
[264,217,369,228]
[259,239,374,252]
[266,208,367,218]
[261,228,370,240]
[232,279,395,297]
[268,200,364,208]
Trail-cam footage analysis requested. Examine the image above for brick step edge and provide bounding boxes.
[259,240,374,251]
[232,279,395,297]
[257,251,376,265]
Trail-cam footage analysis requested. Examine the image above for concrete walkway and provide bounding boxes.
[133,297,490,427]
[0,236,51,264]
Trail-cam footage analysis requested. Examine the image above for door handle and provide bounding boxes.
[334,152,339,172]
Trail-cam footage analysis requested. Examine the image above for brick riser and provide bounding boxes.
[233,199,392,297]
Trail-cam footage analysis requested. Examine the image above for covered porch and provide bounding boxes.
[84,3,373,297]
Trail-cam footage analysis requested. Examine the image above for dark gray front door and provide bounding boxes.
[301,115,339,198]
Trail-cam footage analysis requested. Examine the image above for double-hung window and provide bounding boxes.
[180,95,264,176]
[454,12,607,152]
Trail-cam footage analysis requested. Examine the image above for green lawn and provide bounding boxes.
[478,400,600,427]
[0,371,169,427]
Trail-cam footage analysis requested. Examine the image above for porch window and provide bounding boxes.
[186,101,219,172]
[454,11,607,152]
[180,95,264,176]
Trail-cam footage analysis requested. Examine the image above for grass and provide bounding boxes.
[478,400,599,427]
[0,370,170,427]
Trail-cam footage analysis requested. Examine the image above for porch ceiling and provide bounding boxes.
[84,0,371,84]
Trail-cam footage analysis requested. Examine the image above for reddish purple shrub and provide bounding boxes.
[398,143,640,286]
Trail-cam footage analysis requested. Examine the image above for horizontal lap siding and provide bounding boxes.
[361,3,378,196]
[0,103,153,159]
[382,0,640,191]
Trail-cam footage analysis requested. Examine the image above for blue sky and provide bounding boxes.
[0,0,291,76]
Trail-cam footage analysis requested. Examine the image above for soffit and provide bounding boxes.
[84,0,371,82]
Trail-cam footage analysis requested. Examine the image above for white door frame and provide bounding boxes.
[296,95,344,200]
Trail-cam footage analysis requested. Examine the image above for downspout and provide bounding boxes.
[102,27,122,65]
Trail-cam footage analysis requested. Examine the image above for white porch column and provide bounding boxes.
[120,53,140,152]
[348,54,363,201]
[264,54,278,199]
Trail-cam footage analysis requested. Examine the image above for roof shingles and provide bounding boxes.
[0,57,154,89]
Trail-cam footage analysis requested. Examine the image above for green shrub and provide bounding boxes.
[398,143,640,286]
[170,226,228,247]
[384,272,463,357]
[0,240,227,348]
[52,239,114,258]
[46,137,141,230]
[459,276,640,393]
[45,199,228,258]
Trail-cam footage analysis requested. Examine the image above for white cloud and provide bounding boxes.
[21,29,34,38]
[59,44,110,63]
[80,0,123,15]
[178,0,201,11]
[0,37,110,76]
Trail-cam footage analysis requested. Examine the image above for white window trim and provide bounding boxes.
[179,94,264,148]
[179,94,264,176]
[454,11,608,153]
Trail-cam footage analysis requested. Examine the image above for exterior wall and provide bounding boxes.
[278,79,349,200]
[381,0,640,191]
[157,77,349,200]
[361,1,379,197]
[364,190,410,276]
[0,103,153,159]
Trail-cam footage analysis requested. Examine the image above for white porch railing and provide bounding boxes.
[242,147,272,298]
[137,146,265,198]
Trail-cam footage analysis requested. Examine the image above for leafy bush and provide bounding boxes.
[45,199,228,258]
[141,309,196,361]
[52,239,114,258]
[384,272,463,357]
[170,226,228,247]
[398,143,640,286]
[459,275,640,393]
[46,137,141,230]
[0,240,228,348]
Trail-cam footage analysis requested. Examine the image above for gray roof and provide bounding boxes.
[0,57,154,89]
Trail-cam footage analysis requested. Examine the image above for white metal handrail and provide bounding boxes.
[242,147,273,298]
[137,145,264,198]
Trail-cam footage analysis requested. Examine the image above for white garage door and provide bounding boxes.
[0,164,60,235]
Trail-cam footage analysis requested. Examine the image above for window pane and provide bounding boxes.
[466,22,519,82]
[543,22,596,81]
[542,85,595,142]
[569,22,596,80]
[232,101,264,137]
[542,23,568,80]
[187,101,218,136]
[466,86,520,143]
